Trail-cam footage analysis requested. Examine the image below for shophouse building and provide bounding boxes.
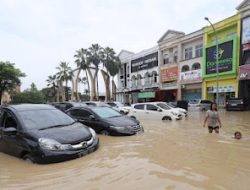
[178,30,203,101]
[237,0,250,109]
[203,14,241,107]
[117,46,159,104]
[157,30,185,101]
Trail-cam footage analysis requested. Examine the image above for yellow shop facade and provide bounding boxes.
[203,14,241,107]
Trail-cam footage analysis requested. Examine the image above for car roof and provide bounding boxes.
[2,104,56,112]
[132,102,165,106]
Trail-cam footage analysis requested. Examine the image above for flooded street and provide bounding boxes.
[1,110,250,190]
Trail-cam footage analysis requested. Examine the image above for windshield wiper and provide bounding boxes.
[39,123,76,130]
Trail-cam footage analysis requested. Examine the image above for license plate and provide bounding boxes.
[231,104,237,106]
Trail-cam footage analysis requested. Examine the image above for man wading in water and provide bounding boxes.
[203,102,222,133]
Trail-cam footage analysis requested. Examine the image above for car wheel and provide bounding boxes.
[100,130,110,136]
[23,154,36,163]
[130,116,136,120]
[162,116,171,121]
[120,110,125,114]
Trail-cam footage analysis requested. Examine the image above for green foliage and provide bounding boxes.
[11,83,45,104]
[0,61,26,104]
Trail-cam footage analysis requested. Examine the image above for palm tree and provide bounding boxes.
[108,57,121,101]
[100,47,117,101]
[56,62,73,101]
[87,44,103,101]
[74,48,90,101]
[46,74,58,101]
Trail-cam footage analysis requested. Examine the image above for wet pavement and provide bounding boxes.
[1,110,250,190]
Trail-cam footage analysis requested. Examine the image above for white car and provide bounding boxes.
[128,102,182,121]
[106,102,131,114]
[166,103,187,117]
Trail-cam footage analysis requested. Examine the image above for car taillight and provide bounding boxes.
[226,102,228,105]
[241,101,244,104]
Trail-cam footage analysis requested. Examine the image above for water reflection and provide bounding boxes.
[1,111,250,190]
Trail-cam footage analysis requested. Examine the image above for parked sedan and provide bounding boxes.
[66,106,143,136]
[166,103,187,117]
[226,98,248,111]
[106,101,131,114]
[128,102,182,121]
[0,104,99,164]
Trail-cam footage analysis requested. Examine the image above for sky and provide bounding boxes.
[0,0,243,92]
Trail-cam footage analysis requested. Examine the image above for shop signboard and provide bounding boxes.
[138,91,155,98]
[161,66,178,82]
[205,40,233,75]
[207,84,235,93]
[242,16,250,45]
[239,64,250,80]
[131,52,158,73]
[180,69,202,83]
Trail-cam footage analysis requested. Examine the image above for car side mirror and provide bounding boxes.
[157,108,162,112]
[89,115,96,120]
[3,127,17,135]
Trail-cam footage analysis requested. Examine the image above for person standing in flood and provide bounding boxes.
[203,102,222,133]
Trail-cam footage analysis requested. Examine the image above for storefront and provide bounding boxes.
[180,69,202,101]
[203,38,239,106]
[239,16,250,109]
[160,66,179,102]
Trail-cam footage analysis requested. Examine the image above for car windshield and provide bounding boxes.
[92,107,122,118]
[18,109,75,130]
[156,103,171,110]
[189,99,199,104]
[115,102,125,107]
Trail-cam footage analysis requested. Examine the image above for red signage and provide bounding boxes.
[239,64,250,80]
[160,66,178,82]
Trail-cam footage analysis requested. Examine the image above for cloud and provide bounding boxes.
[0,0,241,90]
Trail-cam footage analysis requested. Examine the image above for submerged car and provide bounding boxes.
[128,102,182,121]
[0,104,99,164]
[166,103,187,117]
[66,106,143,136]
[226,98,248,111]
[49,102,87,112]
[106,101,131,114]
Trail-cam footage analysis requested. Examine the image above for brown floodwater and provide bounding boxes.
[1,110,250,190]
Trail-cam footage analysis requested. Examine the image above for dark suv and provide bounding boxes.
[226,98,248,111]
[0,104,99,164]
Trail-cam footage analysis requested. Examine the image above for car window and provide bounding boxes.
[107,102,116,107]
[92,107,121,118]
[68,109,82,117]
[201,100,212,104]
[1,111,17,129]
[134,104,145,110]
[157,103,171,110]
[146,104,158,111]
[79,110,92,118]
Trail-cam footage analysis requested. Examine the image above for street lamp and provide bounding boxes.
[204,17,219,106]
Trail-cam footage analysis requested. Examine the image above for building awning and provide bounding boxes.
[138,91,155,98]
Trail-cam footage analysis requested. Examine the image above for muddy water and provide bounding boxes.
[1,110,250,190]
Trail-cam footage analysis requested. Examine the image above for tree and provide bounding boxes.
[100,47,117,101]
[108,57,121,101]
[11,83,45,104]
[87,44,103,100]
[0,61,26,104]
[74,48,90,101]
[56,62,73,101]
[46,74,58,101]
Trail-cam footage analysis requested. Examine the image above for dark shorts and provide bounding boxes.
[208,126,219,131]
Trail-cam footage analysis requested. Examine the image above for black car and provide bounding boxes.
[66,106,144,136]
[226,98,248,111]
[0,104,99,164]
[49,102,86,112]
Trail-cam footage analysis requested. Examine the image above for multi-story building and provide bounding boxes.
[178,30,203,101]
[203,14,241,107]
[237,0,250,109]
[117,47,159,104]
[158,30,185,101]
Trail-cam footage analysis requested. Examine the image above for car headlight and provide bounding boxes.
[110,126,129,132]
[39,138,71,151]
[89,128,96,139]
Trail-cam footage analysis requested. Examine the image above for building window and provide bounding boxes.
[137,75,142,86]
[192,63,201,70]
[163,54,169,64]
[152,72,157,83]
[181,65,189,72]
[174,51,178,63]
[195,44,203,57]
[185,47,193,60]
[131,76,136,87]
[144,73,150,85]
